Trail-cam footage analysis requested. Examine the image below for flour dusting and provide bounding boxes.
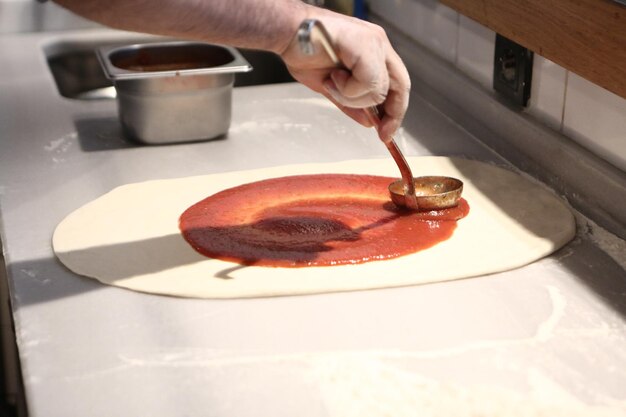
[584,218,626,271]
[44,133,76,153]
[311,356,626,417]
[229,120,312,134]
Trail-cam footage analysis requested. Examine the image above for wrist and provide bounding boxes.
[273,2,328,56]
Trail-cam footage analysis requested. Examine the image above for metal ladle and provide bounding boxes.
[297,19,463,210]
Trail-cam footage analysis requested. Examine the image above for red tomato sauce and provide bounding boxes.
[179,174,469,267]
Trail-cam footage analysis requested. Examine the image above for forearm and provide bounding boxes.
[53,0,309,54]
[53,0,411,139]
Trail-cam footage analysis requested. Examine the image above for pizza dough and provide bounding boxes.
[52,157,576,298]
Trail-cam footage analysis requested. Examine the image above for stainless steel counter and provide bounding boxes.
[1,29,625,416]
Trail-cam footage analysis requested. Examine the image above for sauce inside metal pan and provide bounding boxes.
[111,44,234,72]
[179,174,469,268]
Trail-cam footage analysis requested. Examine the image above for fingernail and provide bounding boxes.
[330,69,350,89]
[324,79,341,101]
[379,121,398,143]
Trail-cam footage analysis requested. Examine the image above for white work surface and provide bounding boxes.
[0,29,625,416]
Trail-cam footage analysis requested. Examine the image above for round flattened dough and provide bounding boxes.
[52,157,576,298]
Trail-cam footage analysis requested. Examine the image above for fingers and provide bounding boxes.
[323,70,388,109]
[321,89,375,127]
[279,11,410,139]
[327,22,410,140]
[329,52,410,141]
[378,48,411,141]
[326,50,390,109]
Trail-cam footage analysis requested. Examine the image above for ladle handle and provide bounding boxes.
[363,107,418,209]
[297,19,418,209]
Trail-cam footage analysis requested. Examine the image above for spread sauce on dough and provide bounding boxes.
[179,174,469,267]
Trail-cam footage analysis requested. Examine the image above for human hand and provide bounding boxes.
[280,10,411,142]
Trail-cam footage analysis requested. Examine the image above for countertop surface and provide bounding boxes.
[1,29,625,416]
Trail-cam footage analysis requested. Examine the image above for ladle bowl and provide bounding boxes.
[389,176,463,210]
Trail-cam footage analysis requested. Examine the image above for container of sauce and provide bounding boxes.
[97,41,252,144]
